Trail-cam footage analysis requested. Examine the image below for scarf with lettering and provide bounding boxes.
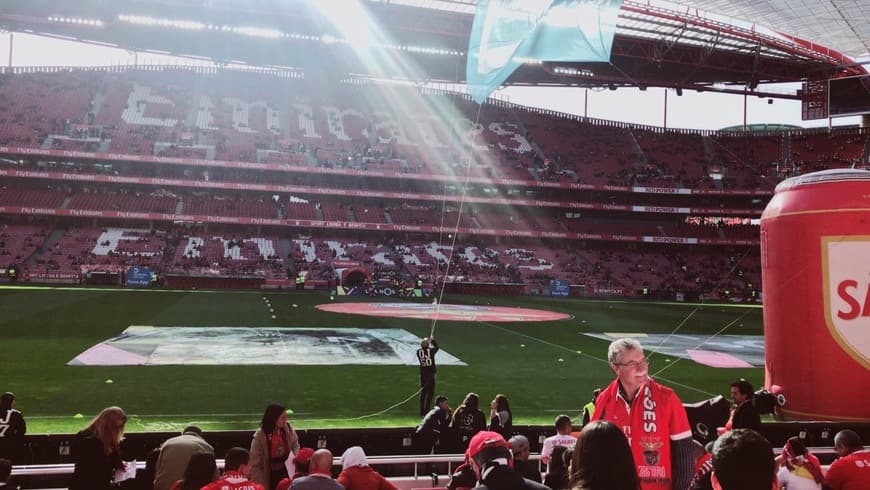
[593,377,672,490]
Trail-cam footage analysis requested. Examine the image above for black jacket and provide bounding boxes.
[512,460,542,484]
[731,401,761,432]
[0,408,26,461]
[69,429,123,490]
[452,408,487,447]
[417,339,439,376]
[416,406,451,436]
[474,463,550,490]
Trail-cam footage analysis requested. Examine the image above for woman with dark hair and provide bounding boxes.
[545,446,572,489]
[70,406,127,490]
[169,452,218,490]
[450,393,486,449]
[250,403,299,490]
[570,420,639,490]
[488,394,513,439]
[776,437,822,490]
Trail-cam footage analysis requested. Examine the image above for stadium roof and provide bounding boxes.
[680,0,870,59]
[383,0,870,59]
[0,0,865,96]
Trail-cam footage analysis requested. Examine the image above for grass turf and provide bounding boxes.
[0,286,763,434]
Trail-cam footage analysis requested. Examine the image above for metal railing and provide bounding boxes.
[9,447,840,478]
[11,453,511,477]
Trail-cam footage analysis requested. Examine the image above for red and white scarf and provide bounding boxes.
[593,377,673,490]
[782,440,824,484]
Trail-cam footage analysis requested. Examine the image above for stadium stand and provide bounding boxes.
[0,66,867,299]
[0,68,865,190]
[0,224,48,265]
[169,233,285,278]
[28,227,168,278]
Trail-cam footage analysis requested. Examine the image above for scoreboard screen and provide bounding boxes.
[828,74,870,117]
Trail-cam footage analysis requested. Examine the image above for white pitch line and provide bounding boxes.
[481,321,717,398]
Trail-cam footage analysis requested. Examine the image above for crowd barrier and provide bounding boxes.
[8,446,845,490]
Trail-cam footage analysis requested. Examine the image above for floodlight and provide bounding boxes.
[310,0,377,48]
[233,26,283,39]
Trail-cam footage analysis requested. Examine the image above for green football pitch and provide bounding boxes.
[0,286,763,434]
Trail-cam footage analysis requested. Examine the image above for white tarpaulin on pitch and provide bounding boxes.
[584,333,764,367]
[69,326,467,366]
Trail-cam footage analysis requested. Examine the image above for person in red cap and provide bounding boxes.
[276,447,315,490]
[464,430,548,490]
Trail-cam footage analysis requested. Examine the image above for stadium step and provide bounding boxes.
[627,129,647,165]
[279,237,294,272]
[27,228,67,268]
[702,135,716,164]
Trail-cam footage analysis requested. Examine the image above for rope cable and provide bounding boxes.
[429,102,485,338]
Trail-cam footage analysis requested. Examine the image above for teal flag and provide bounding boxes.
[467,0,623,104]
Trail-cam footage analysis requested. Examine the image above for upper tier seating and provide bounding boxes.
[0,188,67,208]
[0,68,866,192]
[68,190,177,213]
[182,195,278,219]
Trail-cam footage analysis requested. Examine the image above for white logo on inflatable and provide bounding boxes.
[823,237,870,368]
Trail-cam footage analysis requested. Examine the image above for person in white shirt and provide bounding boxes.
[540,415,577,466]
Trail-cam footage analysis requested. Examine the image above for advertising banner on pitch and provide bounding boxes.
[126,266,152,287]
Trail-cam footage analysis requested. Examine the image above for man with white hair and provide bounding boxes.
[591,338,694,490]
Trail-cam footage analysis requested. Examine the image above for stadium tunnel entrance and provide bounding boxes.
[341,268,369,288]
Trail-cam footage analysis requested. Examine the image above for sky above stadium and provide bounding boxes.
[1,32,862,130]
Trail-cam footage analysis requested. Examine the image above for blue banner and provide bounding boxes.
[126,266,152,287]
[550,279,570,297]
[467,0,623,104]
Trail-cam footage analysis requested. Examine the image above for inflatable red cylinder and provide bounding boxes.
[761,169,870,421]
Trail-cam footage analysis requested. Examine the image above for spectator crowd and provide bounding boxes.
[3,339,869,489]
